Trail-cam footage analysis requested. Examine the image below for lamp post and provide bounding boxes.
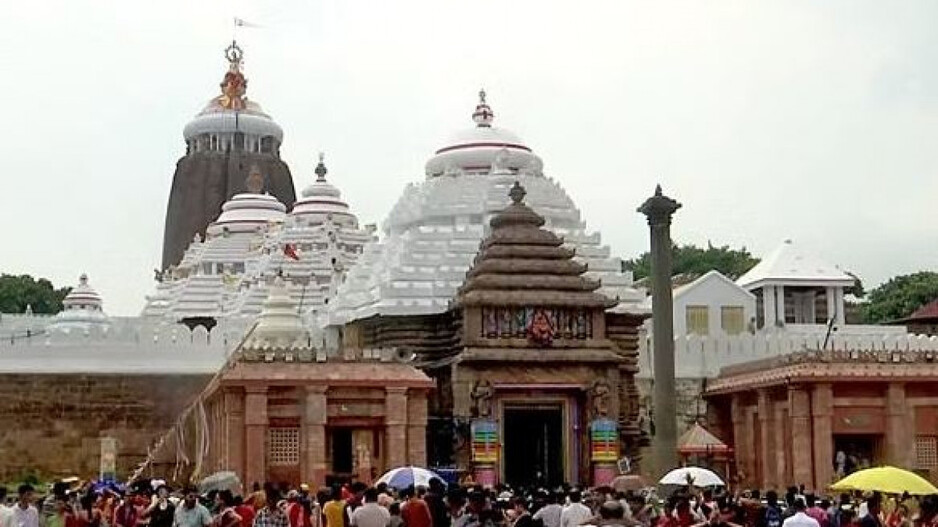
[638,185,681,476]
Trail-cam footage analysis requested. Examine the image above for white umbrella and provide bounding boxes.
[376,466,442,489]
[659,467,725,487]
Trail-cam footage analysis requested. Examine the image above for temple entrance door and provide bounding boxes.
[833,434,882,478]
[330,428,354,475]
[503,406,564,487]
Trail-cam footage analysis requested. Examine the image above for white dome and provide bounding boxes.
[49,274,110,331]
[424,90,542,177]
[183,108,284,143]
[293,155,352,217]
[207,193,286,236]
[181,41,284,144]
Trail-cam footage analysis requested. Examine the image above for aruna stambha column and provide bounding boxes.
[638,185,681,476]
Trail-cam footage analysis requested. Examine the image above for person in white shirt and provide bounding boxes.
[11,485,39,527]
[782,500,820,527]
[560,491,592,527]
[350,490,389,527]
[533,493,562,527]
[0,487,14,527]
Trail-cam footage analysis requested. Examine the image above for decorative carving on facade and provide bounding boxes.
[480,306,592,341]
[470,379,494,418]
[589,379,612,419]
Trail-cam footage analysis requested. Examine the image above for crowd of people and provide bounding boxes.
[2,479,938,527]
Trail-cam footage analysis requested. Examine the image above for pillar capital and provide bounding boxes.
[386,386,408,395]
[305,385,329,395]
[637,185,682,226]
[244,385,269,394]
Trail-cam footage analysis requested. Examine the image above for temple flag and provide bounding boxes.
[283,243,301,261]
[233,17,263,28]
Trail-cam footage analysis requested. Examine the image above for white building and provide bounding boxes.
[737,239,855,329]
[666,270,757,338]
[326,91,644,325]
[141,157,374,333]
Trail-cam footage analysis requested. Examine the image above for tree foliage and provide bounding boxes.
[623,243,760,281]
[0,274,70,314]
[862,271,938,323]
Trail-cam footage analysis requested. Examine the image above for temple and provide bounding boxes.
[162,41,297,269]
[325,90,645,325]
[336,183,646,487]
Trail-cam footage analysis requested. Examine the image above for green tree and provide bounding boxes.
[0,274,71,314]
[862,271,938,323]
[623,242,760,281]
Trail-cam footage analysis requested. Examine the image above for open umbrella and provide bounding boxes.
[376,466,442,489]
[199,471,242,494]
[659,467,725,487]
[830,466,938,495]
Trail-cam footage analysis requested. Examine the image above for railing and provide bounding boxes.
[0,315,249,351]
[638,330,938,379]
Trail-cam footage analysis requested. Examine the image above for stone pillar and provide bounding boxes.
[223,389,245,476]
[885,383,912,468]
[757,389,776,489]
[407,393,428,466]
[789,386,813,490]
[731,395,751,486]
[638,185,681,476]
[811,383,834,490]
[775,286,786,326]
[385,387,408,470]
[834,288,846,325]
[244,386,268,488]
[763,286,776,328]
[774,400,788,487]
[826,287,837,323]
[304,386,328,487]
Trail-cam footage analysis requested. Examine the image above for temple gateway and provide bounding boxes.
[335,182,645,487]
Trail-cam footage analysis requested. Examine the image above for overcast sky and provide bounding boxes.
[1,0,936,315]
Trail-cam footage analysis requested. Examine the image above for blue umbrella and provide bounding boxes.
[376,466,442,489]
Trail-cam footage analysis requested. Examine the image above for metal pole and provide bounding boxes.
[638,185,682,477]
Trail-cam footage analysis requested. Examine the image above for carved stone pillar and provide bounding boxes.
[303,386,328,487]
[789,386,813,490]
[385,387,408,470]
[407,393,428,466]
[811,383,834,490]
[244,386,268,487]
[757,389,776,489]
[774,399,788,487]
[730,395,750,486]
[886,383,911,468]
[223,388,245,476]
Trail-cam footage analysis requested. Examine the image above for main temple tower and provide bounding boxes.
[161,41,296,269]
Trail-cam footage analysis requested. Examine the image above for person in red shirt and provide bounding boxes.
[234,497,255,527]
[286,492,310,527]
[400,487,433,527]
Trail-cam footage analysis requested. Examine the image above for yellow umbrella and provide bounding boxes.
[830,466,938,495]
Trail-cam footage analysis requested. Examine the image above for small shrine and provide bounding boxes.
[677,423,733,478]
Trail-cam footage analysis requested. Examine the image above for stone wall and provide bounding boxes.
[635,377,710,471]
[0,373,209,482]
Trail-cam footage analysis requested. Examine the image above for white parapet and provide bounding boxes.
[637,329,938,379]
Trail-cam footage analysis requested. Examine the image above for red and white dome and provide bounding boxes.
[425,90,543,177]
